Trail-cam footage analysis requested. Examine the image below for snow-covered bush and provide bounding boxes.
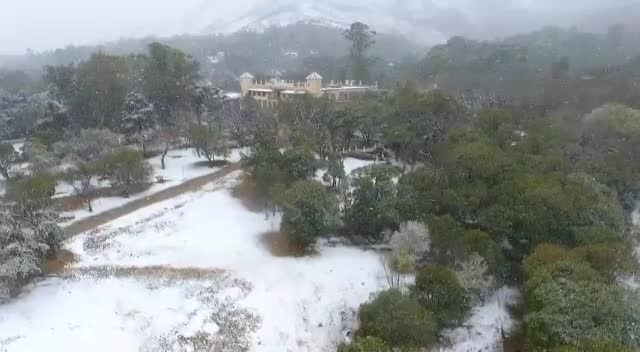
[357,289,437,349]
[103,148,153,196]
[23,141,57,174]
[455,253,496,306]
[54,128,122,162]
[389,221,430,273]
[7,173,57,213]
[0,142,18,179]
[338,336,390,352]
[0,211,63,303]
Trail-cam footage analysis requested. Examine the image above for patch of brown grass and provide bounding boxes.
[63,265,227,280]
[41,249,77,274]
[259,230,306,258]
[231,174,266,213]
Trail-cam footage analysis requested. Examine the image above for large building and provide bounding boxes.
[239,72,380,108]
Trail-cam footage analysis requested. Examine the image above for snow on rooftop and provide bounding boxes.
[240,72,254,79]
[322,85,378,91]
[281,90,307,94]
[225,92,243,99]
[306,72,323,80]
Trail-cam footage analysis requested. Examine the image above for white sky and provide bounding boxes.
[0,0,631,54]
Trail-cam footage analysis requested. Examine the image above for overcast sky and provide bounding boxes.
[0,0,634,54]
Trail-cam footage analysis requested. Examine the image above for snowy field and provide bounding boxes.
[1,171,387,352]
[0,167,517,352]
[59,148,248,224]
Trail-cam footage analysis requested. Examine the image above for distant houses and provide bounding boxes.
[239,72,380,108]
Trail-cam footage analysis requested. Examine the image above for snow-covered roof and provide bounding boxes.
[225,92,243,99]
[306,72,323,80]
[239,72,254,79]
[322,86,378,91]
[281,90,307,95]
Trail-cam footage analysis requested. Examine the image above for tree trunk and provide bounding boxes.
[87,198,93,213]
[0,165,9,179]
[161,147,169,170]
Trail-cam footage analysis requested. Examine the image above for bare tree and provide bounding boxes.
[0,142,17,179]
[380,254,403,290]
[455,253,496,306]
[151,128,178,170]
[389,221,430,273]
[62,162,97,212]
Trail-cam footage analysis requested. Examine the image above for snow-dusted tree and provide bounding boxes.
[31,98,72,135]
[459,89,509,113]
[222,97,259,147]
[103,148,152,197]
[150,127,178,170]
[0,210,64,303]
[121,91,159,154]
[389,221,430,273]
[61,162,98,212]
[7,173,57,216]
[455,253,496,306]
[326,153,346,188]
[188,123,229,167]
[22,141,57,174]
[0,142,17,179]
[54,128,122,162]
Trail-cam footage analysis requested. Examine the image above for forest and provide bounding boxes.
[1,20,640,352]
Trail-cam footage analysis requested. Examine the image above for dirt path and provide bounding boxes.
[63,162,243,238]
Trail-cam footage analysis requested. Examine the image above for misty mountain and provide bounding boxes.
[197,0,640,45]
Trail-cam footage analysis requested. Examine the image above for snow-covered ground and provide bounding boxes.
[1,165,517,352]
[59,148,248,224]
[0,171,387,352]
[444,287,520,352]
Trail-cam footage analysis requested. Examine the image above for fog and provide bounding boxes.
[0,0,636,54]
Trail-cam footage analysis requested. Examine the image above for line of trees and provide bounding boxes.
[244,84,640,351]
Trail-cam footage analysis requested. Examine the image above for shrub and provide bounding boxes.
[573,243,637,281]
[8,173,57,212]
[524,244,578,276]
[337,336,390,352]
[551,339,635,352]
[358,290,437,348]
[461,229,503,274]
[411,265,468,327]
[389,221,430,273]
[188,123,229,167]
[0,142,17,179]
[524,258,640,350]
[456,253,496,306]
[427,215,465,264]
[279,180,339,249]
[102,148,152,196]
[0,212,64,303]
[344,166,400,242]
[282,146,317,181]
[574,225,620,246]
